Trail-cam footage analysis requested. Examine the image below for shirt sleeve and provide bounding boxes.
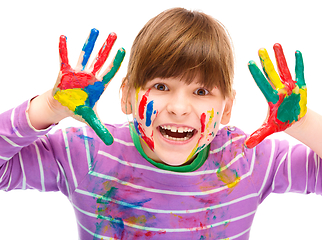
[249,138,322,203]
[0,100,98,198]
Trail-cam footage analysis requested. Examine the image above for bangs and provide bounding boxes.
[126,8,234,97]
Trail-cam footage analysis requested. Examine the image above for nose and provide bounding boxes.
[166,93,192,117]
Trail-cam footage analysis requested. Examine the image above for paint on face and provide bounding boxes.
[200,113,206,133]
[134,118,154,150]
[185,110,216,161]
[138,89,150,120]
[134,88,157,150]
[134,88,140,116]
[145,100,154,127]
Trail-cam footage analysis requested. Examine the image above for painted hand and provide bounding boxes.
[53,28,126,145]
[244,43,307,148]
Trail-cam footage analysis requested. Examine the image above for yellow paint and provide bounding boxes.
[126,215,148,225]
[54,89,88,111]
[216,167,240,189]
[135,88,140,116]
[185,109,214,163]
[186,143,198,162]
[170,213,183,219]
[299,87,307,118]
[205,108,214,131]
[258,48,285,91]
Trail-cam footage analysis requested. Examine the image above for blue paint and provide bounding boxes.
[77,134,94,141]
[145,101,154,127]
[118,198,152,210]
[81,28,99,69]
[84,81,105,108]
[196,144,206,153]
[134,118,141,136]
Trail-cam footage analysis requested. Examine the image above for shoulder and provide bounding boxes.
[210,126,247,152]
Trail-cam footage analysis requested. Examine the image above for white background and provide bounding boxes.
[0,0,321,239]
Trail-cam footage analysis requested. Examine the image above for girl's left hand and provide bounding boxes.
[245,43,307,148]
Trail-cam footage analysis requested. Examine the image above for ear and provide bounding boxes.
[121,80,133,114]
[220,90,235,125]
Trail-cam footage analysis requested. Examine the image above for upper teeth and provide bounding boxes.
[160,125,194,133]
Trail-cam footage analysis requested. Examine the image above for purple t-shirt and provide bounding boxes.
[1,100,321,239]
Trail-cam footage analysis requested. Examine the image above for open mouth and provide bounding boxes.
[158,125,196,141]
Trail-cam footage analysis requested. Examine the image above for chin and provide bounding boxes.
[163,159,186,166]
[154,151,192,166]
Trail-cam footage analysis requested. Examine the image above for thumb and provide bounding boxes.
[75,105,113,145]
[245,123,276,148]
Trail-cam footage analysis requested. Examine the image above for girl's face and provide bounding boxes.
[122,77,233,166]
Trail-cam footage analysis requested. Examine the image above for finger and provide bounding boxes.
[244,123,276,148]
[90,32,118,76]
[75,28,99,71]
[295,50,306,88]
[248,60,279,104]
[74,105,114,145]
[258,48,285,91]
[273,43,296,92]
[102,48,126,85]
[59,35,71,72]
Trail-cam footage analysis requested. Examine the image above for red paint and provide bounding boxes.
[273,43,296,94]
[245,44,305,149]
[200,113,206,133]
[58,72,94,90]
[245,94,292,148]
[59,35,71,72]
[138,122,154,150]
[145,231,166,237]
[58,34,95,90]
[57,33,117,90]
[92,32,117,75]
[138,89,150,120]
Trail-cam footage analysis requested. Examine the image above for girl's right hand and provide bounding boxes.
[51,28,126,145]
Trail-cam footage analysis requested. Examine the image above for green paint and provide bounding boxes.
[103,48,126,85]
[248,60,279,104]
[295,50,306,88]
[97,186,118,205]
[75,105,114,145]
[277,93,301,123]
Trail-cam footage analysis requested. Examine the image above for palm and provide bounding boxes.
[53,29,125,145]
[245,43,307,148]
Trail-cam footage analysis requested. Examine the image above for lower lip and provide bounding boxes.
[157,128,197,145]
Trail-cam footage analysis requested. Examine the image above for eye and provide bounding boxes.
[154,83,169,91]
[194,88,209,96]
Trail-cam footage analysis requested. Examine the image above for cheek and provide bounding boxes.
[136,89,158,127]
[133,89,159,150]
[199,108,221,144]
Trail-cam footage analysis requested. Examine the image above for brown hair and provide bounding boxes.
[124,8,234,98]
